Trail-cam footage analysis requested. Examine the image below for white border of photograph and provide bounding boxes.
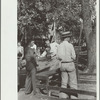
[1,0,99,100]
[1,0,17,100]
[96,0,99,99]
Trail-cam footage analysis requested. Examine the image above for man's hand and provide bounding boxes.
[56,57,62,61]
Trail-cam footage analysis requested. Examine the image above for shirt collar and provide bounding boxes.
[63,40,68,44]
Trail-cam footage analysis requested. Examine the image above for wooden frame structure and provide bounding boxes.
[36,68,96,100]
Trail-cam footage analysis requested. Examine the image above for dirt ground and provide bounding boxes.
[18,60,96,100]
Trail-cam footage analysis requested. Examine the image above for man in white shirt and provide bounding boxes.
[57,31,78,99]
[31,40,37,51]
[40,39,59,57]
[17,42,24,89]
[17,42,24,60]
[40,39,60,70]
[17,42,24,69]
[50,41,59,57]
[40,40,50,58]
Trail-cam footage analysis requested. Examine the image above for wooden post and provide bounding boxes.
[76,18,83,81]
[51,17,56,43]
[46,77,50,96]
[54,20,56,42]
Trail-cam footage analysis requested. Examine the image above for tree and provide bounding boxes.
[81,0,96,73]
[17,0,50,47]
[17,0,96,73]
[18,0,82,44]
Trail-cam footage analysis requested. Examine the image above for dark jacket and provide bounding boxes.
[25,47,37,71]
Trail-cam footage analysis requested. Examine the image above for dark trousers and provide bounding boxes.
[25,68,36,95]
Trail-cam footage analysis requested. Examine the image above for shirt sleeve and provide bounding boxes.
[21,47,24,58]
[70,44,76,60]
[40,51,47,57]
[35,45,37,50]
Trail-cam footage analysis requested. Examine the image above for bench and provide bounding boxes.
[36,95,96,100]
[36,68,96,97]
[36,85,96,100]
[36,68,59,95]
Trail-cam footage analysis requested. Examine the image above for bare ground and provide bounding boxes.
[18,61,96,100]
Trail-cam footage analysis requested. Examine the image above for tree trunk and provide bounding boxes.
[87,30,96,73]
[82,0,96,73]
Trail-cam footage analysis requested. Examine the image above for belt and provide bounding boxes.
[61,61,74,63]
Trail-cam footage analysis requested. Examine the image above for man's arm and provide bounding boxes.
[21,47,24,59]
[29,48,38,66]
[71,44,76,60]
[40,51,47,57]
[57,44,64,61]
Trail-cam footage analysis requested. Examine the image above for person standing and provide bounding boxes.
[40,39,51,58]
[17,42,24,88]
[31,40,37,51]
[57,31,78,99]
[24,40,38,95]
[17,42,24,60]
[50,41,59,57]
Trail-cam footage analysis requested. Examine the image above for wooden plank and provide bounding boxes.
[37,67,96,79]
[50,80,96,85]
[36,72,96,84]
[19,70,96,77]
[78,80,96,84]
[36,75,48,80]
[37,67,50,73]
[79,77,96,80]
[45,69,58,76]
[79,73,96,76]
[36,69,58,78]
[36,95,96,100]
[36,85,96,96]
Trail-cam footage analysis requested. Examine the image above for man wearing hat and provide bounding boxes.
[57,31,78,99]
[31,40,37,51]
[24,40,38,95]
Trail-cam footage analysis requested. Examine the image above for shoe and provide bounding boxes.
[33,91,37,95]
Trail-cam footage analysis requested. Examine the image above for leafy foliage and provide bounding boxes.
[17,0,96,45]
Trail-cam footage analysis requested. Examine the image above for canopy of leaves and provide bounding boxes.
[18,0,96,45]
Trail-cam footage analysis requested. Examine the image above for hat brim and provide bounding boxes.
[61,34,72,37]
